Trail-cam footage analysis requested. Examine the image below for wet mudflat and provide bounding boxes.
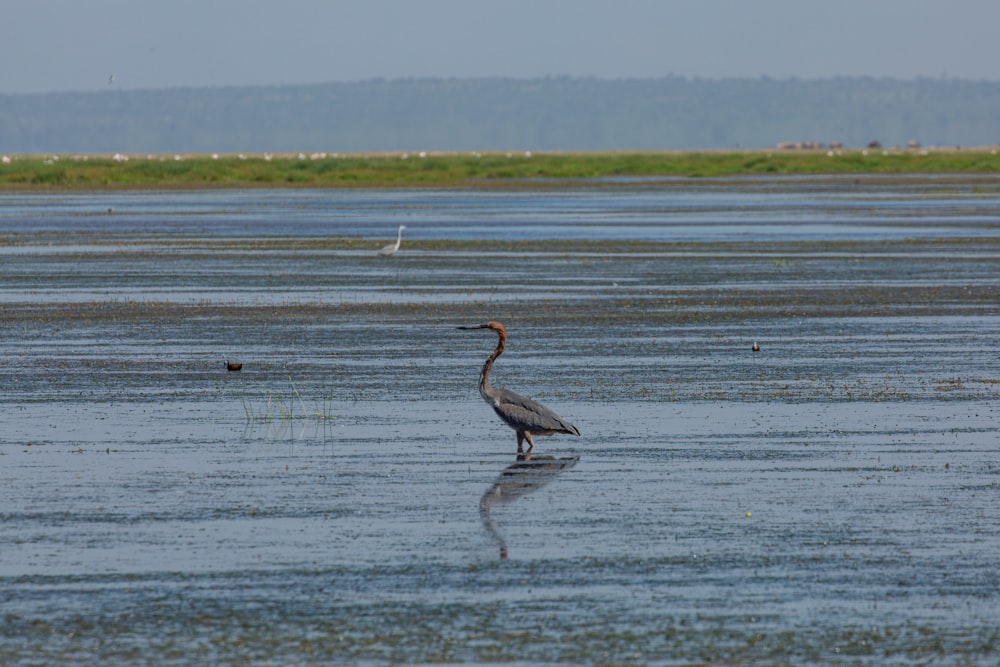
[2,176,1000,665]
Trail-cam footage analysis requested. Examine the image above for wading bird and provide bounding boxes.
[458,321,580,456]
[226,360,243,372]
[378,225,407,256]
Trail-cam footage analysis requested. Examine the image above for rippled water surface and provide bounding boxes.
[2,176,1000,665]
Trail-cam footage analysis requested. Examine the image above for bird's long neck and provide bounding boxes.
[478,330,506,401]
[395,228,404,247]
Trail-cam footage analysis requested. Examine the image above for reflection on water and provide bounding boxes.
[480,455,579,559]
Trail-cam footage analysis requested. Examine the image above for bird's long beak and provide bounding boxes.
[456,324,488,330]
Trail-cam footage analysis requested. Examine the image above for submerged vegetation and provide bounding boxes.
[0,149,997,189]
[237,378,336,424]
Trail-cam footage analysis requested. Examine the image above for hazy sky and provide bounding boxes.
[3,0,999,94]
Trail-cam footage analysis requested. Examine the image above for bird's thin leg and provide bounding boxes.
[523,432,535,455]
[516,432,525,455]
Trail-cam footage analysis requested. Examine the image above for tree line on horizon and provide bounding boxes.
[1,76,997,154]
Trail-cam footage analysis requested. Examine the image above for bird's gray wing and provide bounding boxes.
[494,388,580,435]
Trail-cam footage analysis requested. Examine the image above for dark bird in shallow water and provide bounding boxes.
[458,321,580,456]
[226,360,243,372]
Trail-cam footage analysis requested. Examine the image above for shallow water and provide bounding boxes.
[2,176,1000,665]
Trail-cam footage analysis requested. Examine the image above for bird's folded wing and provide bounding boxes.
[495,389,580,435]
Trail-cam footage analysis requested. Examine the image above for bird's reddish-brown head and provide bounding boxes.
[457,320,507,341]
[458,320,507,336]
[483,321,505,334]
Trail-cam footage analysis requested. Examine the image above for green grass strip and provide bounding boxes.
[0,149,997,189]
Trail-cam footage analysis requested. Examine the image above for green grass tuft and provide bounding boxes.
[239,378,336,424]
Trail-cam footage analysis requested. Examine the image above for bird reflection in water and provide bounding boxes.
[479,455,578,560]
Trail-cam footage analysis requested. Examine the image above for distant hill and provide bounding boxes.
[1,77,998,154]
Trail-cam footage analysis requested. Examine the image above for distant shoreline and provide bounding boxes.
[1,148,997,190]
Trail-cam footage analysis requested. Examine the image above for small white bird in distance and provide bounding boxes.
[378,225,407,256]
